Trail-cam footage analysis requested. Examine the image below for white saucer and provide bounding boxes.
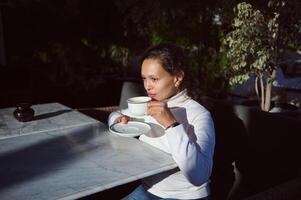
[109,121,151,137]
[120,109,147,118]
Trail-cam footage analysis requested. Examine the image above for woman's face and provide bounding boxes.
[141,58,183,101]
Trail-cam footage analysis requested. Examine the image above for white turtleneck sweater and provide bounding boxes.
[108,90,215,199]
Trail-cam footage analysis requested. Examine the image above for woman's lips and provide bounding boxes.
[147,93,156,98]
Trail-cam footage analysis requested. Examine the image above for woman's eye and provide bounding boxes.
[151,78,159,82]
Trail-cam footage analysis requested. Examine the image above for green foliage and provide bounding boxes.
[224,0,300,111]
[116,0,233,98]
[10,0,300,100]
[224,0,300,86]
[110,45,130,68]
[224,1,279,111]
[151,32,165,46]
[224,2,277,85]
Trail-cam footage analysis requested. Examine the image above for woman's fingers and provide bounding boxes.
[147,101,166,115]
[115,115,130,124]
[120,116,129,124]
[147,101,177,128]
[147,106,164,116]
[147,101,165,108]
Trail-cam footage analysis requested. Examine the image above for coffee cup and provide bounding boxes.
[127,96,151,116]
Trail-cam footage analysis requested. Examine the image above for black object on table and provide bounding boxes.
[13,103,35,122]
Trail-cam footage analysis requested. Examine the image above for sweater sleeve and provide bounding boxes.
[165,111,215,186]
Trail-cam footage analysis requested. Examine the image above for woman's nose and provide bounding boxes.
[144,80,152,91]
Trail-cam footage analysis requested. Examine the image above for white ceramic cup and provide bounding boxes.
[127,96,151,116]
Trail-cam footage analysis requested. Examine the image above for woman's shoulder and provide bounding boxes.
[183,98,211,116]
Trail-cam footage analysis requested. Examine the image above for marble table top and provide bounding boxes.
[0,123,177,200]
[0,103,98,140]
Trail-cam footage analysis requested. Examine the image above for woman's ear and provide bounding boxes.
[174,71,184,87]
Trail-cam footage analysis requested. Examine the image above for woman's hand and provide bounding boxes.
[114,115,130,124]
[147,101,177,128]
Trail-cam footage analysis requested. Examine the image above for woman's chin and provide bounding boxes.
[148,95,157,100]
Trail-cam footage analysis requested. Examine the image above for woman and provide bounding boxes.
[108,43,215,200]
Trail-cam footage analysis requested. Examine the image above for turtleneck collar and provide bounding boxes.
[165,89,191,108]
